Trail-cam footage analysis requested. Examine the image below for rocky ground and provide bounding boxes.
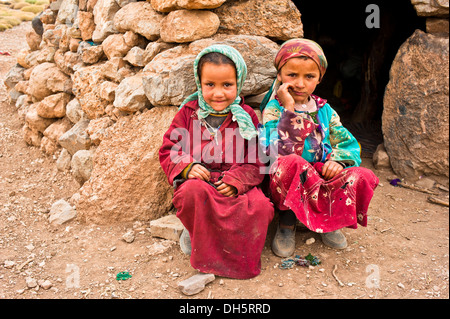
[0,22,449,302]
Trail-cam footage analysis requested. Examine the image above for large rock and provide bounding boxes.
[48,199,77,225]
[71,149,94,185]
[72,64,109,119]
[4,65,25,90]
[25,103,57,134]
[58,119,92,155]
[92,0,121,42]
[114,1,164,40]
[27,63,72,101]
[411,0,449,17]
[56,0,79,26]
[36,93,71,118]
[75,107,177,224]
[102,34,131,59]
[78,11,96,41]
[160,10,220,43]
[382,30,449,181]
[213,0,303,41]
[142,34,279,106]
[113,74,151,113]
[150,0,226,12]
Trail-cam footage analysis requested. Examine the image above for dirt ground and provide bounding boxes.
[0,22,449,302]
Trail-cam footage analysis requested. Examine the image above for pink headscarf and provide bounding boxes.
[274,38,328,81]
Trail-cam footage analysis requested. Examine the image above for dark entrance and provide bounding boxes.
[292,0,425,156]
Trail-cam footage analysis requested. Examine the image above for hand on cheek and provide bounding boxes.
[322,161,343,180]
[276,83,295,112]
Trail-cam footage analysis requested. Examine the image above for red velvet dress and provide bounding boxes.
[159,100,274,279]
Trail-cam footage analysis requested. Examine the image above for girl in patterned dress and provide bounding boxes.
[259,39,379,257]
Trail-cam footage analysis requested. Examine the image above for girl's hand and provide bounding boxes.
[322,161,344,180]
[276,82,296,112]
[214,180,237,197]
[187,164,211,181]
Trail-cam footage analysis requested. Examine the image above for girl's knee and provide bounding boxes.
[275,154,308,172]
[178,179,210,194]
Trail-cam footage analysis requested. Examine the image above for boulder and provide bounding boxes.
[4,65,25,90]
[26,29,42,52]
[99,81,118,102]
[149,214,184,241]
[78,11,95,41]
[142,34,279,106]
[150,0,226,12]
[102,33,131,59]
[383,30,449,181]
[27,62,72,101]
[160,10,220,43]
[426,18,449,34]
[48,199,77,225]
[100,57,133,83]
[36,92,71,118]
[25,103,57,134]
[58,119,92,155]
[92,0,121,42]
[72,64,109,119]
[124,46,145,67]
[411,0,449,17]
[114,1,164,40]
[66,98,89,124]
[71,149,94,185]
[56,148,72,171]
[36,46,57,64]
[372,143,391,170]
[56,0,79,26]
[75,106,177,224]
[213,0,303,41]
[42,117,73,144]
[143,41,176,65]
[81,44,105,64]
[22,124,43,147]
[113,74,151,113]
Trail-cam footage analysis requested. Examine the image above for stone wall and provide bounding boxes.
[3,0,302,224]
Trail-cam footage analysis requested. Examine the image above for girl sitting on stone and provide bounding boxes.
[159,45,274,279]
[258,38,379,257]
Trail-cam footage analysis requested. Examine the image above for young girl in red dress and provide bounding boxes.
[159,45,274,279]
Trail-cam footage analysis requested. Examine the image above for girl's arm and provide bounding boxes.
[159,107,195,185]
[326,107,361,167]
[260,100,315,158]
[220,106,265,195]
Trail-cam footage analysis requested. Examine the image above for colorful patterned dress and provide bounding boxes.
[259,95,379,233]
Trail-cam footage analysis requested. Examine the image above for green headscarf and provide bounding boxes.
[179,44,257,140]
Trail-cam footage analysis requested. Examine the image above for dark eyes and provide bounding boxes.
[288,73,316,79]
[204,82,235,87]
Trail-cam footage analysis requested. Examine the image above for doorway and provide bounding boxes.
[292,0,425,156]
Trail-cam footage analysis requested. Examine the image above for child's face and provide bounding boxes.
[200,62,237,112]
[277,57,321,105]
